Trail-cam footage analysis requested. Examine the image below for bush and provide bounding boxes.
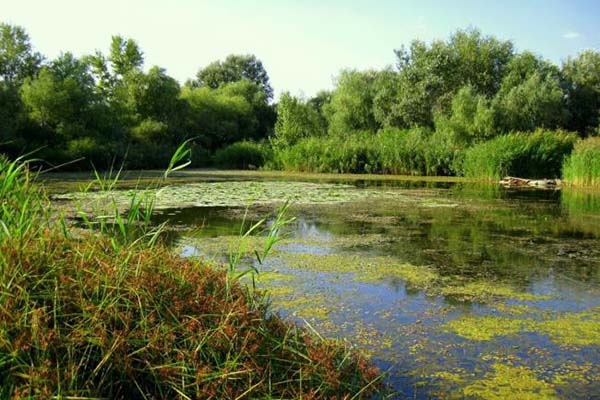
[271,133,380,174]
[462,130,577,179]
[563,136,600,187]
[213,140,271,169]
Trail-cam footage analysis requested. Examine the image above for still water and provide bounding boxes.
[54,173,600,399]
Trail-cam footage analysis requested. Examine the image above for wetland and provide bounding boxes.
[49,171,600,399]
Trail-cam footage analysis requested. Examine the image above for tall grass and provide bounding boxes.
[270,128,463,175]
[562,136,600,188]
[461,130,577,179]
[0,154,380,398]
[213,141,271,169]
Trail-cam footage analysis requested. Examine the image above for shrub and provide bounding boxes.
[272,133,380,174]
[213,140,271,169]
[562,136,600,187]
[462,130,577,179]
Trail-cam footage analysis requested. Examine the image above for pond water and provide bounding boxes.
[51,173,600,399]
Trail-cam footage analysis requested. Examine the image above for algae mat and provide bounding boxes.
[54,180,414,209]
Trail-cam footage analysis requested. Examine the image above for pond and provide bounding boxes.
[50,171,600,399]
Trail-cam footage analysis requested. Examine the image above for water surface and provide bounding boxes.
[52,173,600,399]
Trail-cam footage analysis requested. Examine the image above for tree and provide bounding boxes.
[20,53,98,142]
[274,92,327,146]
[562,50,600,134]
[493,71,567,132]
[327,70,380,135]
[109,35,143,77]
[119,66,181,123]
[195,54,273,100]
[387,28,515,127]
[181,84,259,149]
[434,85,495,143]
[0,23,42,84]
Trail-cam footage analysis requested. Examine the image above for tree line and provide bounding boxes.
[275,29,599,146]
[0,23,275,169]
[1,24,599,175]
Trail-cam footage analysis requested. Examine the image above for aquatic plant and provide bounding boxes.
[462,130,577,179]
[463,364,558,400]
[444,309,600,347]
[55,180,412,210]
[562,136,600,188]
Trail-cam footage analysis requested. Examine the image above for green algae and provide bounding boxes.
[537,312,600,347]
[440,282,549,302]
[275,251,547,302]
[180,235,278,260]
[463,364,558,400]
[444,309,600,347]
[491,303,537,315]
[443,316,531,341]
[56,180,412,210]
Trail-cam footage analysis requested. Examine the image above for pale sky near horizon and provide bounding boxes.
[3,0,600,99]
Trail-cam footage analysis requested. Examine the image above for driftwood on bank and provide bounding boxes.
[500,176,562,188]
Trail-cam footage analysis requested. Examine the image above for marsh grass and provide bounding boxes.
[0,152,381,399]
[269,128,462,176]
[562,136,600,188]
[213,140,271,170]
[462,130,577,179]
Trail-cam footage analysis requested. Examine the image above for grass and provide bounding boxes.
[462,130,578,179]
[269,128,463,176]
[213,140,271,170]
[562,136,600,188]
[0,154,381,399]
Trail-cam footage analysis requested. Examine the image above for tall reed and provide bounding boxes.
[562,136,600,188]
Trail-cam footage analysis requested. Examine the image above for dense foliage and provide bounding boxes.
[269,29,600,180]
[1,24,599,180]
[461,130,578,179]
[0,23,275,169]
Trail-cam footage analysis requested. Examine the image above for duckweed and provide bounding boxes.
[275,252,547,302]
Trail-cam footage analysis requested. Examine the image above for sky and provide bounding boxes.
[3,0,600,99]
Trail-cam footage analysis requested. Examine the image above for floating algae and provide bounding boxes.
[55,181,412,210]
[444,309,600,347]
[463,363,558,400]
[275,251,549,302]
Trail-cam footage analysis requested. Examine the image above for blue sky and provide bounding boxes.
[3,0,599,98]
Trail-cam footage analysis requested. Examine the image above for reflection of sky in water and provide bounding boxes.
[150,180,600,398]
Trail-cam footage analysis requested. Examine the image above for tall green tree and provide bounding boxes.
[327,70,381,135]
[20,53,98,142]
[562,50,600,134]
[195,54,273,100]
[109,35,143,77]
[0,23,42,84]
[274,92,327,146]
[434,85,495,143]
[492,71,567,132]
[386,28,515,128]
